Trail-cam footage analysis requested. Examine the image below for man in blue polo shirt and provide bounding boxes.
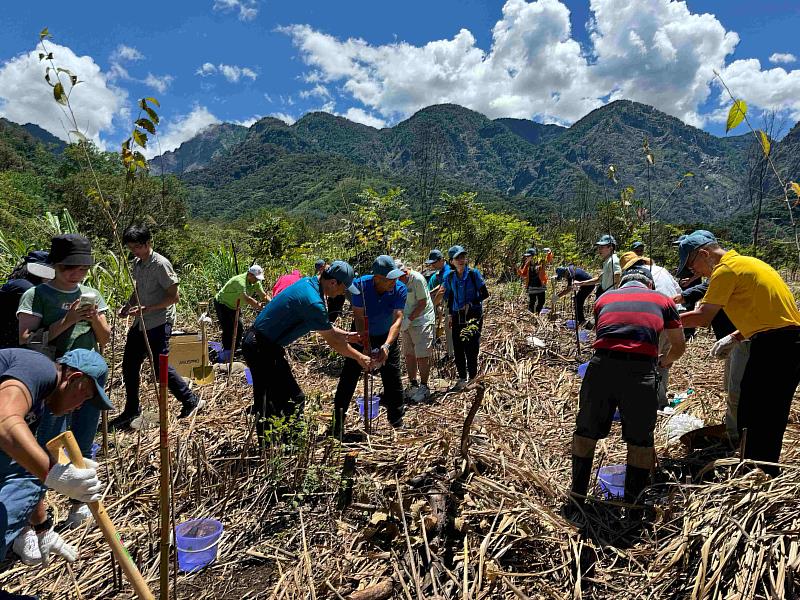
[242,261,370,438]
[426,248,454,361]
[333,255,407,437]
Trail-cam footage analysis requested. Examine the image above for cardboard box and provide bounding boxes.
[169,332,206,378]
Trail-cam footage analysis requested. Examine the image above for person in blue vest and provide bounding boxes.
[443,246,490,391]
[332,255,407,437]
[242,261,369,440]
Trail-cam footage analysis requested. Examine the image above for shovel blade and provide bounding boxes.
[192,366,215,385]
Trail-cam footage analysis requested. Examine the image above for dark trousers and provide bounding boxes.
[575,353,659,447]
[334,333,403,423]
[574,285,592,325]
[452,315,482,380]
[214,299,243,352]
[738,327,800,474]
[122,322,194,414]
[242,329,304,419]
[527,291,545,313]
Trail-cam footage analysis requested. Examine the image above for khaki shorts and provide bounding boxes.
[401,322,435,358]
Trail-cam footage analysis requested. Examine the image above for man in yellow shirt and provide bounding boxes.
[214,265,268,358]
[678,231,800,474]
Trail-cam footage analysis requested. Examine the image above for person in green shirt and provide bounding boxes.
[214,265,267,356]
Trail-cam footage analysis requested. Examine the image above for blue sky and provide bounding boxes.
[1,0,798,154]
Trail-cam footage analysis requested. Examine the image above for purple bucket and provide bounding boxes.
[244,368,253,385]
[597,465,626,499]
[577,362,589,378]
[565,319,576,330]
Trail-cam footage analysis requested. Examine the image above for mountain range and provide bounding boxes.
[150,99,797,224]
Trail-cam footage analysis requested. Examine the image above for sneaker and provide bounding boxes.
[12,527,41,566]
[64,503,94,529]
[403,382,419,400]
[108,411,140,431]
[178,397,206,419]
[450,379,468,392]
[411,384,430,403]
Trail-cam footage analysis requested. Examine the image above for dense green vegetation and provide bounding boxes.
[154,100,800,228]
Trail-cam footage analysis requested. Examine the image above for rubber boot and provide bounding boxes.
[625,444,654,523]
[561,435,597,525]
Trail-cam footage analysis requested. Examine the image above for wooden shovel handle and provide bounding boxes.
[47,431,155,600]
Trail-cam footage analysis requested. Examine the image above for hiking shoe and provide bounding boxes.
[560,500,587,528]
[64,503,93,530]
[108,411,140,432]
[178,397,206,419]
[12,527,41,566]
[403,382,419,400]
[411,384,430,403]
[450,379,468,392]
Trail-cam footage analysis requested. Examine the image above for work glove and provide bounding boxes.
[710,334,739,359]
[44,459,102,503]
[37,528,78,565]
[401,317,411,332]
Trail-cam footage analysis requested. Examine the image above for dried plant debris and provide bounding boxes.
[2,292,798,599]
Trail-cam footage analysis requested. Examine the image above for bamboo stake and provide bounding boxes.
[158,354,171,600]
[228,299,241,384]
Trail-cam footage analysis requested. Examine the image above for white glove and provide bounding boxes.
[401,317,411,331]
[710,334,739,359]
[37,528,78,565]
[44,459,102,503]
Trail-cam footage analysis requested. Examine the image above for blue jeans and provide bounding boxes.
[0,464,43,561]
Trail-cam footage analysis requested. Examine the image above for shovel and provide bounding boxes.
[47,431,154,600]
[193,302,214,385]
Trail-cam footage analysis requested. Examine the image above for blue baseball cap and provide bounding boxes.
[314,259,327,272]
[371,255,404,279]
[425,249,444,264]
[326,260,360,294]
[57,349,113,410]
[677,230,717,278]
[523,247,537,257]
[555,266,568,279]
[631,241,644,250]
[448,245,467,259]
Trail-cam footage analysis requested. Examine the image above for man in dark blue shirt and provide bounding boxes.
[556,265,593,326]
[242,261,369,436]
[333,255,407,437]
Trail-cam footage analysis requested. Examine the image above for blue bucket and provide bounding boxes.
[90,442,100,460]
[540,308,550,314]
[565,319,576,330]
[175,518,223,573]
[597,465,626,499]
[244,367,253,385]
[356,396,380,420]
[577,362,589,378]
[579,330,590,343]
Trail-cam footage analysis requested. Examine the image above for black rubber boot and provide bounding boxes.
[624,465,651,523]
[561,455,594,525]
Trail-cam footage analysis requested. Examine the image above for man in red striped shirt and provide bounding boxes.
[564,265,686,524]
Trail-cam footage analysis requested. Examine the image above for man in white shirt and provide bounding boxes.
[397,261,436,402]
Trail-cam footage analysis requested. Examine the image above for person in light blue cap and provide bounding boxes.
[243,260,370,440]
[333,255,408,437]
[0,348,108,584]
[571,235,621,326]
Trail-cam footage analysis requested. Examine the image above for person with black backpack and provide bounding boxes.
[443,246,490,391]
[0,252,53,350]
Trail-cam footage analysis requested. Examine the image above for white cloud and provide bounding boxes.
[717,59,800,121]
[148,105,220,157]
[233,115,261,127]
[0,42,126,147]
[281,0,800,128]
[213,0,258,22]
[143,73,174,93]
[195,62,257,82]
[270,112,296,125]
[299,84,331,100]
[112,44,144,62]
[343,107,386,128]
[769,52,796,65]
[196,62,217,77]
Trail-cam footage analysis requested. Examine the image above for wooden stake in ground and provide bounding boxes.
[46,431,154,600]
[158,354,171,600]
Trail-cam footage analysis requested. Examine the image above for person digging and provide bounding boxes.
[562,265,685,526]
